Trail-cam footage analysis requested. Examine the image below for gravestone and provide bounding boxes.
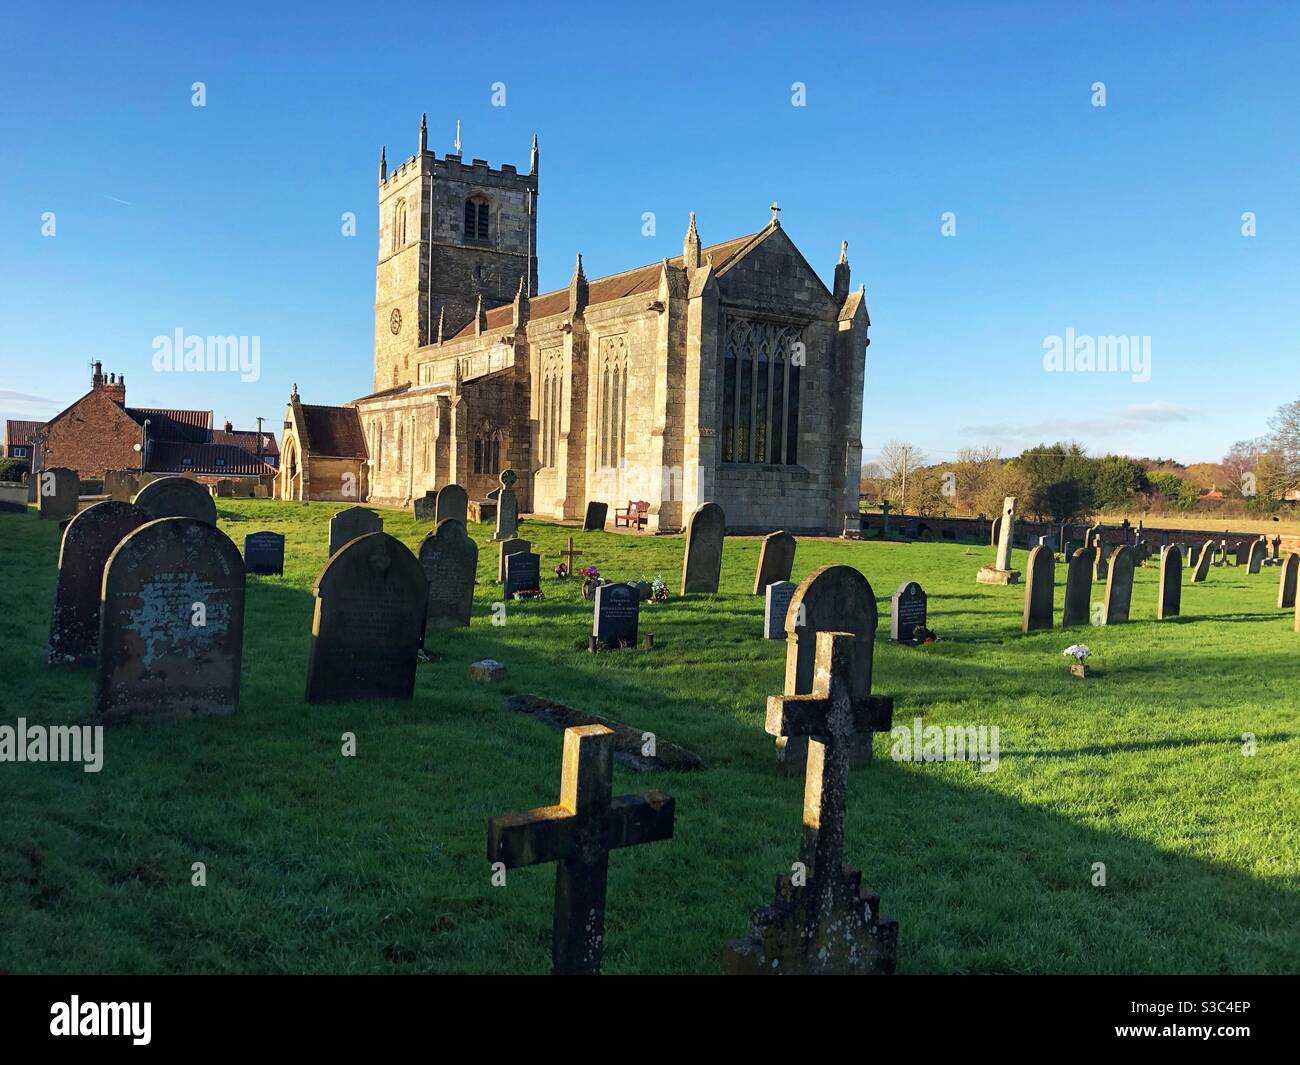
[593,582,639,648]
[1192,541,1214,583]
[436,483,468,525]
[132,475,217,525]
[96,518,245,723]
[48,501,150,667]
[494,469,519,541]
[418,518,478,630]
[764,580,797,640]
[976,496,1020,583]
[243,531,285,575]
[413,492,437,522]
[1092,537,1109,582]
[583,501,609,532]
[1022,543,1055,633]
[214,479,235,498]
[327,505,382,558]
[37,467,79,521]
[1247,539,1266,574]
[1063,540,1077,560]
[1037,532,1058,552]
[1061,548,1092,627]
[1235,542,1250,566]
[496,536,530,582]
[990,515,1001,547]
[306,532,427,703]
[889,581,927,642]
[487,724,675,975]
[681,502,725,594]
[752,530,796,595]
[1157,545,1183,620]
[103,469,140,503]
[1270,536,1282,562]
[1101,544,1134,624]
[722,632,897,976]
[504,550,541,599]
[1278,553,1298,610]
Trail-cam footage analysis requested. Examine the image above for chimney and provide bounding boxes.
[224,418,233,433]
[95,364,126,405]
[92,360,104,389]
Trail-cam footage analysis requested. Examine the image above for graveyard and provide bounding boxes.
[2,498,1297,975]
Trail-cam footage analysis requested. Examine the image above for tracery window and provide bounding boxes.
[596,336,628,469]
[721,316,803,465]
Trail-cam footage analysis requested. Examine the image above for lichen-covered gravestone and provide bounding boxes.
[752,530,796,595]
[723,632,898,976]
[1022,543,1055,633]
[494,469,519,541]
[764,580,797,640]
[593,582,639,649]
[889,580,927,642]
[37,467,79,521]
[435,483,468,525]
[96,517,246,723]
[418,518,478,630]
[1061,548,1092,627]
[680,502,725,594]
[48,500,150,667]
[132,476,217,525]
[327,505,382,558]
[413,492,437,522]
[496,536,530,583]
[583,500,609,532]
[487,724,675,975]
[1157,544,1182,620]
[243,531,285,575]
[1277,553,1298,610]
[306,532,427,703]
[1101,544,1134,625]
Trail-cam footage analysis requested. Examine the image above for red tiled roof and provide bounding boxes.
[301,404,367,458]
[212,428,280,456]
[452,228,769,339]
[147,441,275,476]
[4,420,40,447]
[127,407,213,443]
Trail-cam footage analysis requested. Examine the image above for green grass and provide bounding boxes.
[1,500,1297,974]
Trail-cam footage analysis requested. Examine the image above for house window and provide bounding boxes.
[181,457,193,468]
[596,336,628,469]
[12,447,27,457]
[214,456,226,468]
[722,316,804,465]
[464,196,490,242]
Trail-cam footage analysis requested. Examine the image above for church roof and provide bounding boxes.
[452,227,771,339]
[299,403,367,458]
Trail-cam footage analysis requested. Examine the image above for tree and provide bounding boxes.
[1267,399,1300,491]
[1093,455,1148,511]
[1008,441,1093,521]
[949,446,1002,514]
[876,440,928,511]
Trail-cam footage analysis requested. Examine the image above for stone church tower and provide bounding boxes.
[373,114,538,393]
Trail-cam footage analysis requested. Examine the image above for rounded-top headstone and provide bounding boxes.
[37,467,80,520]
[681,502,726,594]
[419,518,479,631]
[133,476,217,525]
[435,483,469,525]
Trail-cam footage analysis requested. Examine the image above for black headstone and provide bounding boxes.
[593,582,640,649]
[504,550,541,599]
[243,531,285,575]
[889,581,927,642]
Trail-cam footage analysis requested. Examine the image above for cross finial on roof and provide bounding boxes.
[770,201,781,223]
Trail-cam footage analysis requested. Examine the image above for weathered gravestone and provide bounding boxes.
[976,496,1020,584]
[48,501,150,667]
[583,500,609,532]
[722,632,898,976]
[780,565,892,773]
[494,469,519,541]
[133,475,216,525]
[1157,545,1182,620]
[413,492,437,522]
[305,532,427,703]
[752,530,797,595]
[1270,536,1282,562]
[418,519,478,630]
[1192,541,1214,583]
[681,502,725,594]
[243,531,285,575]
[486,724,675,975]
[889,581,927,642]
[1101,544,1134,624]
[37,467,79,521]
[103,469,140,503]
[593,582,639,648]
[496,536,531,582]
[504,550,541,599]
[327,505,382,558]
[1278,553,1298,610]
[96,518,245,723]
[764,580,797,640]
[1247,539,1266,574]
[1235,541,1250,566]
[1061,548,1092,627]
[214,479,235,498]
[435,483,468,525]
[1022,543,1055,633]
[1092,537,1109,582]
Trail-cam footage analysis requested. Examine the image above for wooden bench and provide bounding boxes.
[615,500,649,530]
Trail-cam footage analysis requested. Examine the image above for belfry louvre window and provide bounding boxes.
[722,316,803,465]
[464,197,490,242]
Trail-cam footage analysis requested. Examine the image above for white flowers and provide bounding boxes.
[1063,644,1091,661]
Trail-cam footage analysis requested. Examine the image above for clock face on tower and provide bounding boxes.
[389,308,402,335]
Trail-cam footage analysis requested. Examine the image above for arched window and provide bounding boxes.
[596,336,628,469]
[392,199,407,252]
[723,317,803,466]
[490,431,501,474]
[474,437,483,474]
[464,195,490,242]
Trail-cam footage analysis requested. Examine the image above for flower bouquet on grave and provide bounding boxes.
[579,565,602,600]
[1063,643,1091,677]
[650,575,670,603]
[554,562,569,579]
[512,588,545,601]
[913,624,936,644]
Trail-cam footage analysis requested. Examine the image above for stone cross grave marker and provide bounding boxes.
[328,506,382,558]
[133,476,217,525]
[753,530,796,595]
[48,500,149,667]
[764,580,797,640]
[583,500,608,532]
[722,632,898,975]
[1101,544,1134,624]
[593,582,639,649]
[889,580,927,642]
[504,550,541,600]
[305,532,427,703]
[494,469,519,541]
[486,724,675,975]
[1278,553,1298,610]
[681,502,725,594]
[1270,536,1281,562]
[1022,543,1055,633]
[976,496,1019,584]
[1157,545,1182,620]
[436,483,468,525]
[497,537,530,582]
[243,531,285,575]
[37,467,79,521]
[418,518,478,630]
[96,517,245,723]
[1062,548,1092,627]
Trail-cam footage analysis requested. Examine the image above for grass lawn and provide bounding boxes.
[1,499,1297,974]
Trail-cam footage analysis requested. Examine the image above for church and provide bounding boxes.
[284,114,871,535]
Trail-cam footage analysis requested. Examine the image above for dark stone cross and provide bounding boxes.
[487,724,675,975]
[724,631,897,974]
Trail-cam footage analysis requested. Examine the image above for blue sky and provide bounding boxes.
[1,1,1296,466]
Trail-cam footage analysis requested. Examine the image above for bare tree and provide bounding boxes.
[1268,399,1300,489]
[876,440,928,511]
